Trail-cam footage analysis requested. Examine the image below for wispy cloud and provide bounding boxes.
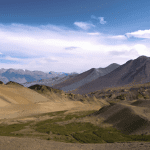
[65,47,79,50]
[108,49,139,56]
[91,15,97,19]
[0,23,149,73]
[74,22,95,30]
[91,15,107,24]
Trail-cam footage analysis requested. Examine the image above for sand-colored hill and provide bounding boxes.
[0,83,54,119]
[0,83,109,120]
[0,84,50,106]
[28,84,109,105]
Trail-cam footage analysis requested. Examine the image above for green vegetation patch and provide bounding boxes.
[32,116,136,144]
[93,127,131,143]
[64,110,96,120]
[129,134,150,141]
[32,117,65,127]
[33,122,99,136]
[64,114,80,120]
[32,110,67,118]
[2,109,150,143]
[72,132,104,143]
[0,122,32,136]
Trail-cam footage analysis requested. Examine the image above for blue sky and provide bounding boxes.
[0,0,150,73]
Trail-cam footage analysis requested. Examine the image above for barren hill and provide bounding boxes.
[0,82,109,120]
[6,81,24,86]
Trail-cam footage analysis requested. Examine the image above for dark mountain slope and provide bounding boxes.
[52,63,120,92]
[72,56,150,95]
[22,73,78,88]
[52,68,96,89]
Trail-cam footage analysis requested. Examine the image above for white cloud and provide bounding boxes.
[87,32,100,35]
[98,17,107,24]
[107,35,127,40]
[132,44,149,56]
[125,29,150,39]
[0,23,150,73]
[91,15,107,24]
[4,56,22,61]
[74,22,95,30]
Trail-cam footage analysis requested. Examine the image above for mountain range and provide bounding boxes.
[22,63,120,88]
[1,55,150,96]
[49,71,77,76]
[52,63,120,92]
[0,68,78,84]
[69,55,150,95]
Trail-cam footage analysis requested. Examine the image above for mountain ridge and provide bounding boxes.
[70,55,150,95]
[52,63,120,92]
[0,68,78,84]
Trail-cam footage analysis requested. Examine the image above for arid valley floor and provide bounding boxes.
[1,82,150,149]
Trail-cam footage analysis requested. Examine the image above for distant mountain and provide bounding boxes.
[49,71,78,77]
[71,55,150,95]
[0,68,78,84]
[22,64,119,88]
[22,73,78,87]
[52,63,120,92]
[0,69,53,84]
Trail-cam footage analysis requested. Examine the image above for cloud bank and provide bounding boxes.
[0,18,150,73]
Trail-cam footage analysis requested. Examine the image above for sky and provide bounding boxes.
[0,0,150,73]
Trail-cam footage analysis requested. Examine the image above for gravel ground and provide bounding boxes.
[0,136,150,150]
